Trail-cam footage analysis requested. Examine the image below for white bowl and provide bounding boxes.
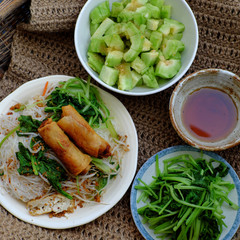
[170,69,240,151]
[74,0,199,96]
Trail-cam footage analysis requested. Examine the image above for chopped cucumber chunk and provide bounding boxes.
[91,18,115,39]
[162,39,185,59]
[105,50,123,67]
[131,70,143,87]
[141,50,159,67]
[150,31,163,50]
[87,52,105,74]
[104,34,125,51]
[146,3,160,19]
[131,56,148,74]
[111,2,124,18]
[117,63,133,90]
[155,59,181,78]
[90,1,110,24]
[134,13,147,26]
[161,5,171,18]
[87,0,185,91]
[88,38,107,55]
[142,66,159,88]
[100,65,119,86]
[142,37,152,51]
[125,22,141,38]
[130,33,144,51]
[149,0,164,8]
[90,22,100,36]
[124,48,139,62]
[147,19,160,31]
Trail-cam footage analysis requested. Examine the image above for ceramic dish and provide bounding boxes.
[74,0,198,96]
[130,145,240,240]
[170,69,240,151]
[0,75,138,229]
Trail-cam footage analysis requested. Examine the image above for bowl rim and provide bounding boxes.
[74,0,199,96]
[169,68,240,151]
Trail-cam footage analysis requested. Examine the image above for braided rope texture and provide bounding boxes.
[0,0,240,239]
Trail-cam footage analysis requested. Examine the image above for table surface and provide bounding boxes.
[0,0,239,239]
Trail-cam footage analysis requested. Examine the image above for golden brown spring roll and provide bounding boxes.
[38,118,91,176]
[57,105,111,158]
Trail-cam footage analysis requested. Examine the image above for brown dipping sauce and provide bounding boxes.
[182,87,238,142]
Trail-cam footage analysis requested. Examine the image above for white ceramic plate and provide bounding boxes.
[0,75,138,229]
[74,0,198,96]
[130,145,240,240]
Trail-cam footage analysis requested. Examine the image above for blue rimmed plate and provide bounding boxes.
[130,145,240,240]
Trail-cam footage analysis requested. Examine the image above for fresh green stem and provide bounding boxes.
[169,185,214,210]
[31,154,38,175]
[0,125,20,148]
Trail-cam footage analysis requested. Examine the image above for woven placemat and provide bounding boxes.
[0,0,240,239]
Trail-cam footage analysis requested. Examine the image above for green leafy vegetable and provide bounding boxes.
[135,154,239,240]
[44,77,110,127]
[96,176,108,192]
[16,142,72,199]
[17,115,42,135]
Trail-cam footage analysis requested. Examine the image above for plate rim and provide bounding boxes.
[130,145,240,240]
[0,75,138,229]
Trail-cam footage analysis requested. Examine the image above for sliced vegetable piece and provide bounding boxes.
[123,48,139,62]
[131,70,143,87]
[149,0,165,9]
[142,66,159,88]
[88,38,107,55]
[125,21,141,38]
[90,22,100,36]
[87,52,105,74]
[104,34,125,51]
[146,3,160,19]
[131,56,148,74]
[91,18,115,39]
[117,63,133,90]
[161,5,171,18]
[90,1,110,24]
[155,58,181,78]
[162,39,185,59]
[105,50,123,67]
[141,50,159,67]
[111,2,124,18]
[99,65,119,86]
[147,19,160,31]
[142,38,152,51]
[150,31,163,50]
[164,18,185,34]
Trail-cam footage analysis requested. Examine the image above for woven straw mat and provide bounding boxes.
[0,0,240,239]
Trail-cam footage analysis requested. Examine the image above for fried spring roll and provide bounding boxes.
[38,118,91,176]
[57,105,111,158]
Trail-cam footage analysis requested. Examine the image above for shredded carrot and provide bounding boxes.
[42,81,49,96]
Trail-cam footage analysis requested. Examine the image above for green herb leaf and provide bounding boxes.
[16,142,72,199]
[44,77,110,126]
[17,115,42,134]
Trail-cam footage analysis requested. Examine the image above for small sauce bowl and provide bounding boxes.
[169,68,240,151]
